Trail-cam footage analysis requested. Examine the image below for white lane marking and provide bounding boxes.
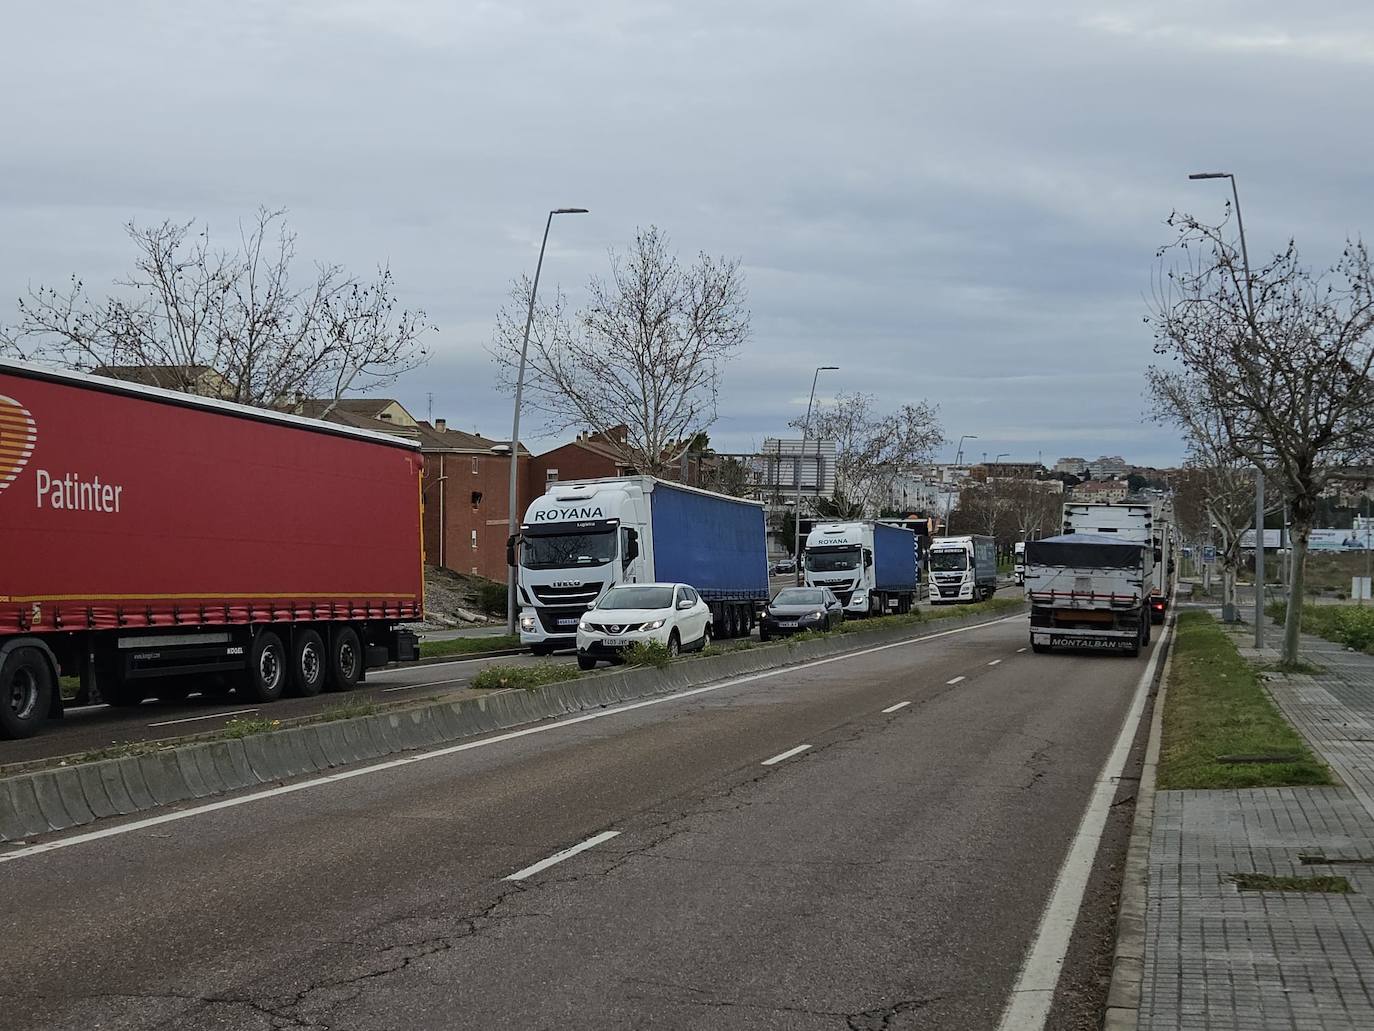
[1,613,1022,865]
[504,831,620,881]
[947,676,966,684]
[988,659,1002,666]
[1017,648,1027,653]
[761,744,812,766]
[881,701,911,714]
[147,708,258,728]
[995,618,1173,1031]
[382,684,421,694]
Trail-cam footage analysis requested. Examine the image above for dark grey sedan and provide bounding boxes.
[759,588,845,640]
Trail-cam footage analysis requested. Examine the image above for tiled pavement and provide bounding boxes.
[1140,612,1374,1030]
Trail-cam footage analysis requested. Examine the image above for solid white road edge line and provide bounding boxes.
[147,708,258,728]
[881,701,911,714]
[994,619,1172,1031]
[1,613,1023,865]
[947,676,966,685]
[504,831,620,881]
[761,744,812,766]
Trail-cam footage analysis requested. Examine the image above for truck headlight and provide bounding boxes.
[520,615,537,631]
[641,619,665,631]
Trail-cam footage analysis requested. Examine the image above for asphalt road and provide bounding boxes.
[0,611,1155,1031]
[2,585,1023,768]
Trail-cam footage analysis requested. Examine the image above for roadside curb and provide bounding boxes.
[0,603,1026,844]
[411,646,525,666]
[1103,621,1175,1031]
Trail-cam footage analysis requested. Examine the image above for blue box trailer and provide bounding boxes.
[872,522,921,592]
[648,481,770,603]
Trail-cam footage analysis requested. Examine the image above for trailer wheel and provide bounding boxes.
[1031,642,1049,654]
[290,629,327,697]
[326,626,363,693]
[530,642,554,657]
[242,631,287,702]
[0,647,54,739]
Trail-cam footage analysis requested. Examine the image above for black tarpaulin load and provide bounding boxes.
[1025,533,1145,569]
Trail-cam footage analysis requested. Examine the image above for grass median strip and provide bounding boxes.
[470,663,584,691]
[1267,600,1374,656]
[1158,610,1331,790]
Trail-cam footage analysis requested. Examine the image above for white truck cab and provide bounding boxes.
[927,534,998,603]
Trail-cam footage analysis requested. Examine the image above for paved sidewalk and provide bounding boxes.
[1140,614,1374,1030]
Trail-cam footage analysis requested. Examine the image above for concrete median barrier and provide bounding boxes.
[0,603,1025,843]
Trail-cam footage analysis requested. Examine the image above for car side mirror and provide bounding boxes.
[677,598,693,610]
[625,529,640,563]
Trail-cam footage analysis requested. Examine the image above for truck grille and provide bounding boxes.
[536,607,586,634]
[532,582,604,607]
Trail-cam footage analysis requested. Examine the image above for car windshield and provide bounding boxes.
[597,587,674,610]
[805,548,860,572]
[929,550,969,572]
[521,531,616,569]
[774,589,824,606]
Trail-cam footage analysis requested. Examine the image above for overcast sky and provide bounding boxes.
[3,1,1371,467]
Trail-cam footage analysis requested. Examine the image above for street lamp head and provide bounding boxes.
[553,208,589,214]
[1188,172,1231,180]
[818,365,839,371]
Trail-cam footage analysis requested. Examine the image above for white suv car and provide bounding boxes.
[576,583,712,670]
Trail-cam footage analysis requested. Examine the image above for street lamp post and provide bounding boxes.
[992,452,1009,551]
[794,366,838,577]
[506,207,589,636]
[946,434,977,534]
[1189,171,1263,648]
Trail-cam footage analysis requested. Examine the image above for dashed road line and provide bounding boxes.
[1017,647,1027,653]
[988,659,1002,666]
[504,831,621,881]
[881,701,912,714]
[761,744,812,766]
[947,675,966,685]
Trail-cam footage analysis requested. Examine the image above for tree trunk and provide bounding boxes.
[1281,516,1311,665]
[1222,564,1238,620]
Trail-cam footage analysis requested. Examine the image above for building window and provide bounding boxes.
[546,468,559,484]
[471,490,482,508]
[471,530,478,550]
[472,457,479,474]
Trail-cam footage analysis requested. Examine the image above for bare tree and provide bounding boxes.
[1,209,432,410]
[791,392,943,517]
[1151,210,1374,664]
[1148,368,1257,618]
[492,226,748,477]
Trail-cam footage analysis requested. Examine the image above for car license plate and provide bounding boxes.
[557,617,579,627]
[603,638,630,647]
[777,621,799,628]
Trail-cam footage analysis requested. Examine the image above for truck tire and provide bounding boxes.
[326,626,363,693]
[289,629,327,697]
[0,647,54,739]
[1031,642,1049,654]
[242,631,287,703]
[531,642,554,657]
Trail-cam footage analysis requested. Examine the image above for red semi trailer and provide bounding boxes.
[0,358,424,738]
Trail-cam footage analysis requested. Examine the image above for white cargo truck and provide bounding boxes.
[1025,532,1153,656]
[1062,502,1171,623]
[927,534,998,603]
[803,521,920,616]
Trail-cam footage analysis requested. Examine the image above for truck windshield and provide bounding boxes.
[521,531,616,569]
[805,548,860,572]
[597,587,674,610]
[928,550,968,572]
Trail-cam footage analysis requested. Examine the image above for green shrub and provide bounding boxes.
[622,641,673,668]
[471,664,581,691]
[476,582,509,616]
[219,717,282,739]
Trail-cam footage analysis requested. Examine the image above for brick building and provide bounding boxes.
[416,420,530,581]
[529,427,634,490]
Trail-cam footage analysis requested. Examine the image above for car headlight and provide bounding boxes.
[578,621,592,631]
[520,615,536,631]
[812,610,826,620]
[641,619,665,631]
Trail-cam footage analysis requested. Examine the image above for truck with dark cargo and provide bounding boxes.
[1024,532,1153,656]
[1061,501,1172,623]
[512,476,769,653]
[0,359,424,739]
[927,534,998,603]
[803,520,920,616]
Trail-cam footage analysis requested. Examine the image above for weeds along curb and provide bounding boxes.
[1103,621,1175,1031]
[0,602,1025,844]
